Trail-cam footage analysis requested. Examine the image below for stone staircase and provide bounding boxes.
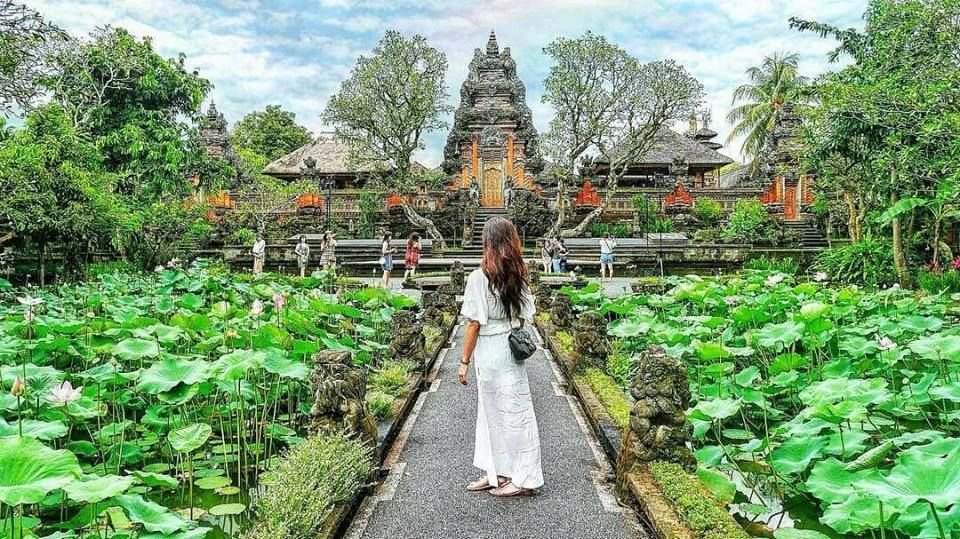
[783,220,828,248]
[461,207,508,255]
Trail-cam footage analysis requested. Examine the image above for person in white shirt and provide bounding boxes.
[599,232,617,281]
[252,235,266,275]
[294,235,310,278]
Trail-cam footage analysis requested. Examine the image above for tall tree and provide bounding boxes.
[323,30,453,248]
[793,0,960,285]
[0,1,66,116]
[725,51,809,168]
[231,105,313,162]
[541,32,703,237]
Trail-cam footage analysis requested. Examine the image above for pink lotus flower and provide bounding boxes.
[953,256,960,271]
[273,293,286,310]
[250,300,264,317]
[50,381,82,406]
[877,336,897,351]
[724,296,738,307]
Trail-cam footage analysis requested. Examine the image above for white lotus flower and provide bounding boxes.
[724,296,738,307]
[50,381,82,406]
[813,272,828,282]
[250,300,264,317]
[765,274,785,287]
[154,265,165,273]
[891,283,900,290]
[16,296,44,307]
[877,336,897,351]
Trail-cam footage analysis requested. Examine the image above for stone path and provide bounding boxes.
[346,322,643,539]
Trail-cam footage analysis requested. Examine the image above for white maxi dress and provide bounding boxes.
[460,268,544,490]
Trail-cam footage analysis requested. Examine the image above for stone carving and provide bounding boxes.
[550,293,573,330]
[479,125,506,147]
[450,260,466,292]
[390,310,425,372]
[527,260,540,287]
[616,345,697,500]
[574,311,611,363]
[422,287,457,328]
[309,350,378,451]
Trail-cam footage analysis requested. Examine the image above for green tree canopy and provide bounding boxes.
[0,1,65,116]
[231,105,312,162]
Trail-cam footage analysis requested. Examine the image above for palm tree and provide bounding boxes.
[726,52,809,167]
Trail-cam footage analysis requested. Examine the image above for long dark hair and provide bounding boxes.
[481,217,528,320]
[407,232,420,249]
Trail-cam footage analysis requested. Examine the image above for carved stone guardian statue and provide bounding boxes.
[573,311,611,364]
[550,293,573,331]
[616,345,697,500]
[450,260,466,292]
[389,310,426,374]
[309,350,379,453]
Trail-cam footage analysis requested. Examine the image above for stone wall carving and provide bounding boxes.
[309,350,378,451]
[616,345,697,500]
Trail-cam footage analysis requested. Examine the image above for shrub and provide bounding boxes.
[369,360,415,396]
[721,200,773,243]
[589,222,633,238]
[813,238,897,288]
[246,434,373,539]
[743,256,798,275]
[693,198,724,226]
[650,217,674,233]
[232,227,257,246]
[366,390,396,419]
[605,345,635,389]
[916,269,960,294]
[649,461,749,539]
[576,368,631,429]
[555,331,575,356]
[691,228,721,244]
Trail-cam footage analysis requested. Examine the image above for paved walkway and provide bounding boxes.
[356,276,635,301]
[346,322,643,539]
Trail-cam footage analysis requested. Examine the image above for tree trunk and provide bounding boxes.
[400,201,446,250]
[890,186,911,287]
[843,191,860,243]
[562,171,624,237]
[932,218,942,271]
[38,241,46,287]
[545,175,568,239]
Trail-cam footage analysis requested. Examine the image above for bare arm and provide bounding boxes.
[458,320,480,385]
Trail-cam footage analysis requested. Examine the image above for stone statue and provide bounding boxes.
[390,310,426,373]
[616,345,697,501]
[309,350,378,451]
[527,260,540,287]
[574,311,611,364]
[450,260,466,292]
[550,293,573,330]
[423,284,459,328]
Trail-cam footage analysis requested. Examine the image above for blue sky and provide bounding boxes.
[25,0,866,165]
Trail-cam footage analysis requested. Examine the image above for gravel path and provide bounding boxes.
[347,322,643,539]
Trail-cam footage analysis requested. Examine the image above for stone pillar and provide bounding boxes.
[616,345,696,501]
[309,350,379,455]
[573,311,611,366]
[389,310,426,374]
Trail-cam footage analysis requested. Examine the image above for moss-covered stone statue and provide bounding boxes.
[309,350,379,454]
[616,345,696,500]
[528,261,552,311]
[550,293,573,330]
[450,260,466,293]
[573,311,611,364]
[390,310,425,374]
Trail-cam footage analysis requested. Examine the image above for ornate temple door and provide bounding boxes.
[784,183,798,220]
[482,165,504,207]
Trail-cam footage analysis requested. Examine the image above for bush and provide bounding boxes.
[813,238,898,287]
[555,331,575,356]
[743,256,798,275]
[721,200,774,243]
[366,390,396,419]
[650,217,674,233]
[246,434,372,539]
[691,228,721,244]
[693,198,723,226]
[605,345,635,389]
[232,227,257,246]
[916,269,960,294]
[576,368,631,429]
[369,360,415,396]
[648,461,749,539]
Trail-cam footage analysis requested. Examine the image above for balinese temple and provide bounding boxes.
[759,103,814,220]
[442,31,544,207]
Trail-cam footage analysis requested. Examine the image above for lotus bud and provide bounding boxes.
[225,329,238,340]
[250,300,264,317]
[11,377,25,397]
[272,293,286,310]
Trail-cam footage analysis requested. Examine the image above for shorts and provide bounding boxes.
[600,253,614,264]
[381,255,394,271]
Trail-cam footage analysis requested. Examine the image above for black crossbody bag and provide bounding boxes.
[481,269,537,362]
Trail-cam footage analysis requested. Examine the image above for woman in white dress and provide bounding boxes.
[458,217,543,497]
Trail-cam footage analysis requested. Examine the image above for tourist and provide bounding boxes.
[540,238,554,273]
[458,216,542,497]
[551,237,563,273]
[504,181,513,208]
[404,232,422,280]
[599,232,617,281]
[251,234,266,275]
[380,231,396,288]
[557,238,569,273]
[294,235,310,278]
[319,230,337,271]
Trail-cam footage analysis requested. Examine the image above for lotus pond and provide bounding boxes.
[0,262,415,539]
[570,272,960,538]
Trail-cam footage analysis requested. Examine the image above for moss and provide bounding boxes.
[246,434,372,539]
[555,330,575,356]
[576,368,630,429]
[648,461,749,539]
[536,312,551,325]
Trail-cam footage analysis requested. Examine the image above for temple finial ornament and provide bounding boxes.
[486,30,499,56]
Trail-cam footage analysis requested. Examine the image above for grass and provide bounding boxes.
[648,461,749,539]
[576,368,631,429]
[244,434,373,539]
[366,390,397,420]
[369,360,416,397]
[555,330,575,356]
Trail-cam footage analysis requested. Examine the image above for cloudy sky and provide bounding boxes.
[25,0,866,165]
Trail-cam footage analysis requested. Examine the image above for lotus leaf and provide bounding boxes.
[854,447,960,511]
[133,471,179,490]
[892,500,960,538]
[771,436,828,475]
[63,474,133,503]
[114,494,189,535]
[908,333,960,362]
[0,418,68,440]
[754,320,805,351]
[113,338,161,361]
[696,467,736,504]
[212,349,267,381]
[208,503,246,516]
[168,423,212,453]
[195,476,231,490]
[691,398,742,421]
[821,493,892,534]
[806,458,881,505]
[137,358,210,394]
[773,530,831,539]
[0,437,81,506]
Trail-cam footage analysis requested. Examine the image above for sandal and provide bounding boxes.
[466,475,509,492]
[490,482,536,497]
